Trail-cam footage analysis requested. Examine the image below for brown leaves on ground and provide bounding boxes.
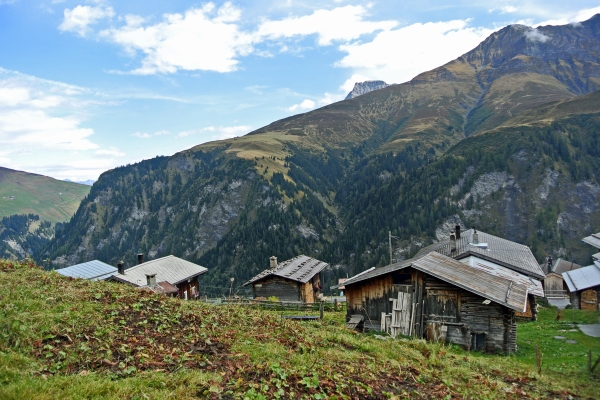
[0,259,568,399]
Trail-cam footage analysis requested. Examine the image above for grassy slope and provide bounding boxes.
[0,167,90,223]
[1,259,598,399]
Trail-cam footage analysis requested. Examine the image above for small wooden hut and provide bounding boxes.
[563,263,600,311]
[333,229,545,354]
[243,255,328,303]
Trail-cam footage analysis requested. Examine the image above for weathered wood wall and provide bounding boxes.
[176,279,199,300]
[345,268,517,354]
[252,277,300,301]
[543,274,563,292]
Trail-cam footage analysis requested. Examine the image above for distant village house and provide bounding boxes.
[561,231,600,311]
[243,255,328,303]
[110,254,207,299]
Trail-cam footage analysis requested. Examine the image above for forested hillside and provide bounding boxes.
[39,16,600,293]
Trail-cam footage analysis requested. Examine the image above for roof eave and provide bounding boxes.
[411,262,526,312]
[171,269,208,285]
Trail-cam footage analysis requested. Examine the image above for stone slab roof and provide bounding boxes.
[243,255,328,286]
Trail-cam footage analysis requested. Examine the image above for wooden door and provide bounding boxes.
[389,291,413,338]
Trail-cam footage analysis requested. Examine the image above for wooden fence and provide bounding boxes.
[203,298,346,312]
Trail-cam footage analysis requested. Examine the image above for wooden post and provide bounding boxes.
[536,344,543,374]
[320,300,324,320]
[389,231,392,265]
[592,354,600,373]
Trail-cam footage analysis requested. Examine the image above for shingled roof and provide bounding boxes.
[412,252,530,312]
[414,229,544,279]
[242,255,328,286]
[111,255,207,287]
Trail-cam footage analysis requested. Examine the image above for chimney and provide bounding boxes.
[450,232,457,253]
[137,253,144,265]
[547,256,553,272]
[472,229,479,244]
[269,256,278,268]
[145,273,156,287]
[117,261,125,275]
[455,224,461,239]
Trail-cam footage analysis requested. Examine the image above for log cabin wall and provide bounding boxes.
[345,269,517,353]
[345,272,416,331]
[252,277,301,301]
[301,281,314,303]
[422,274,516,354]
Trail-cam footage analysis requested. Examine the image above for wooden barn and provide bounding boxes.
[334,228,545,354]
[243,255,328,303]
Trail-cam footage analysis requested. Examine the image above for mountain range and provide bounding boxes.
[0,167,90,259]
[38,15,600,293]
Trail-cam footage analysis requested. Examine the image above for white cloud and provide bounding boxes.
[65,3,398,75]
[95,146,125,157]
[535,6,600,27]
[132,130,171,139]
[255,5,397,46]
[287,99,315,112]
[0,69,99,153]
[489,6,518,14]
[0,68,108,179]
[177,125,251,139]
[101,2,254,74]
[336,20,494,85]
[0,109,97,150]
[524,28,549,43]
[0,87,30,106]
[59,5,115,37]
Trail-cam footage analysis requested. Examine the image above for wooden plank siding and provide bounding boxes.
[544,273,564,292]
[345,267,517,354]
[252,276,301,301]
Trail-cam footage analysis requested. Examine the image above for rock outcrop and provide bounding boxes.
[345,80,391,99]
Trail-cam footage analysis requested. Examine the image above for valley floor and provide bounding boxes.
[0,259,598,399]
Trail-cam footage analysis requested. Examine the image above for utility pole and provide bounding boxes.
[229,277,234,300]
[389,231,392,266]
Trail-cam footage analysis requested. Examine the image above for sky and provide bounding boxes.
[1,1,599,181]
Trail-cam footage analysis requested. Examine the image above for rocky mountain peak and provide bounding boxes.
[345,80,391,100]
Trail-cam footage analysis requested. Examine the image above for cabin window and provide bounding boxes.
[471,333,486,351]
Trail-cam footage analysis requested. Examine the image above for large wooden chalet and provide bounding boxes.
[333,228,545,354]
[243,255,328,303]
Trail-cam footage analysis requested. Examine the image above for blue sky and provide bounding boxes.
[1,0,599,180]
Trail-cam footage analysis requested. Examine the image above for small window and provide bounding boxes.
[471,333,486,351]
